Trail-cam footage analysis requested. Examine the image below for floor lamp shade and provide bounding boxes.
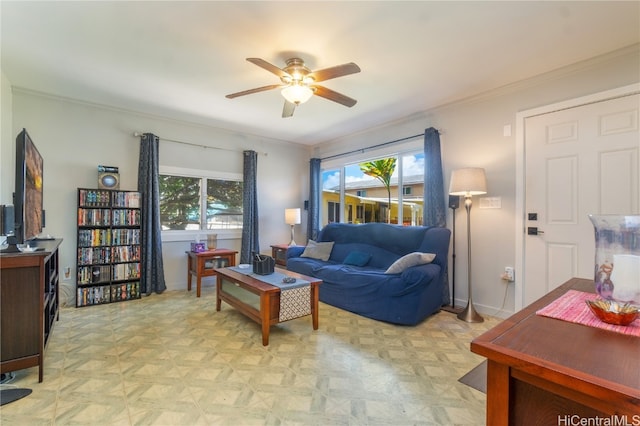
[285,208,301,246]
[449,168,487,196]
[449,167,487,323]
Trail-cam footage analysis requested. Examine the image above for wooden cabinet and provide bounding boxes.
[76,188,142,307]
[186,248,237,297]
[271,244,289,267]
[1,239,62,382]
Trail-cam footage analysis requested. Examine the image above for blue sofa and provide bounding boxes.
[286,223,451,325]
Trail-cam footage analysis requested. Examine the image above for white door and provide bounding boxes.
[522,93,639,306]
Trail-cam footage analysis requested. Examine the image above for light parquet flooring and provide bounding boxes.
[0,286,499,425]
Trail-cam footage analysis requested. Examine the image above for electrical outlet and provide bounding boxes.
[62,266,72,281]
[503,267,515,282]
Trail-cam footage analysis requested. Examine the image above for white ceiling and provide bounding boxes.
[2,1,639,146]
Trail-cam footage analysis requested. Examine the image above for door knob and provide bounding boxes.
[527,227,544,235]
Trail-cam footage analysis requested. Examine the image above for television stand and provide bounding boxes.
[1,239,62,382]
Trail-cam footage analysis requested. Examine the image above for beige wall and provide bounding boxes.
[2,45,638,314]
[1,72,13,205]
[314,45,640,316]
[2,89,311,291]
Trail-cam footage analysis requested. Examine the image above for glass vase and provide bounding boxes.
[207,234,218,250]
[589,215,640,306]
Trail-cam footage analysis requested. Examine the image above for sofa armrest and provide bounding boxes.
[396,263,441,295]
[287,245,306,259]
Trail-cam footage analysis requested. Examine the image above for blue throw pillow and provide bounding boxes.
[343,251,372,267]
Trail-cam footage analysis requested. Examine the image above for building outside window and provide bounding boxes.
[321,151,424,226]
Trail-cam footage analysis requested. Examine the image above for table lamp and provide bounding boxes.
[449,167,487,323]
[285,208,301,246]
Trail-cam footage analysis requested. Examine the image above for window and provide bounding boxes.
[321,168,341,226]
[206,179,243,229]
[322,151,424,226]
[356,205,364,223]
[327,201,340,223]
[159,175,201,230]
[159,167,243,232]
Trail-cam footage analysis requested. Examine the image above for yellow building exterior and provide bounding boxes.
[321,174,424,227]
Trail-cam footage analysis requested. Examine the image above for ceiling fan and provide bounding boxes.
[226,57,361,118]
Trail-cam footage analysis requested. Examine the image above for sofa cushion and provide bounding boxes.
[343,251,372,267]
[286,257,329,277]
[385,252,435,274]
[300,240,334,261]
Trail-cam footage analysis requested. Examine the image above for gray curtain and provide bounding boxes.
[422,127,449,305]
[307,158,321,242]
[241,150,259,263]
[423,127,446,227]
[137,133,166,295]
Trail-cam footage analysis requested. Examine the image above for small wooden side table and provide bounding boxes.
[186,248,237,297]
[271,244,290,267]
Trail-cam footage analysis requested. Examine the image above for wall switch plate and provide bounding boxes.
[479,197,502,209]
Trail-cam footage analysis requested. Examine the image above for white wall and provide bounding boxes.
[313,45,640,317]
[3,90,310,291]
[1,71,13,205]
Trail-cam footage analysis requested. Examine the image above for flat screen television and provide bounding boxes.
[1,129,44,253]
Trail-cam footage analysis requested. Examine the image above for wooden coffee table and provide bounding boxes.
[215,267,321,345]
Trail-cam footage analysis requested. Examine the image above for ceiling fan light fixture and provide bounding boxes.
[281,83,313,105]
[227,57,361,116]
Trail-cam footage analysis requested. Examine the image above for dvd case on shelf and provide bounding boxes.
[76,188,143,307]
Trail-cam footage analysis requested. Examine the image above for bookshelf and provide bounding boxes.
[76,188,142,307]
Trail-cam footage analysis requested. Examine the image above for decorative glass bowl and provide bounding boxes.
[589,215,640,307]
[586,299,639,326]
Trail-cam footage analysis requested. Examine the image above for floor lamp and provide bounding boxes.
[285,208,301,246]
[449,167,487,323]
[441,195,462,314]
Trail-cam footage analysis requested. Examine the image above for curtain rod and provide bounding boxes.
[320,132,426,161]
[133,132,268,156]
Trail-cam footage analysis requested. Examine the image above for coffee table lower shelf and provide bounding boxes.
[215,267,321,345]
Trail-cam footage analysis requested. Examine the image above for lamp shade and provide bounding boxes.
[281,84,313,105]
[285,208,301,225]
[449,168,487,196]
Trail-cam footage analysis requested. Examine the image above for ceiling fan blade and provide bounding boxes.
[282,101,296,118]
[312,85,357,107]
[246,58,290,79]
[309,62,361,82]
[226,84,283,99]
